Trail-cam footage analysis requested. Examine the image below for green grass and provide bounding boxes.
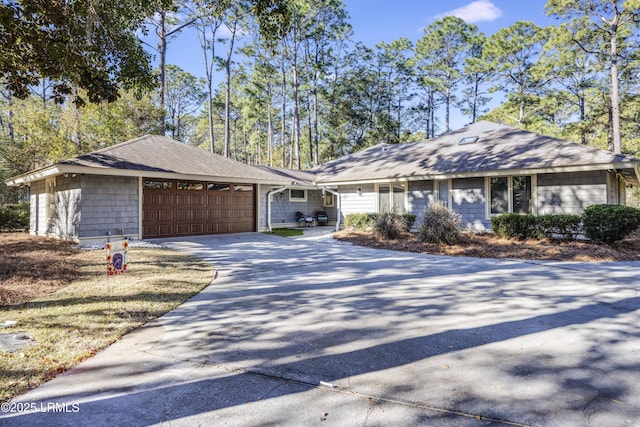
[265,228,304,237]
[0,245,215,402]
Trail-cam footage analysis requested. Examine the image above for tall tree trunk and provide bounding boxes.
[610,20,621,154]
[579,95,586,145]
[158,11,167,136]
[445,87,451,133]
[312,84,319,165]
[266,84,273,166]
[280,55,287,168]
[224,20,238,158]
[518,97,525,126]
[472,76,479,123]
[291,41,301,169]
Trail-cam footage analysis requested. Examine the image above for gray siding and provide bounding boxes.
[408,180,434,224]
[452,177,489,230]
[29,180,47,235]
[259,187,337,229]
[537,171,607,215]
[53,174,82,238]
[338,184,376,222]
[78,175,139,238]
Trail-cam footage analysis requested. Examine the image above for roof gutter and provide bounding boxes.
[267,187,288,232]
[5,164,298,187]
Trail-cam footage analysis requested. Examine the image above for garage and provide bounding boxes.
[142,179,256,238]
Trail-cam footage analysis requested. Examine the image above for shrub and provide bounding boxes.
[537,214,582,240]
[344,213,379,230]
[374,212,406,240]
[491,213,542,240]
[0,202,29,230]
[402,214,417,231]
[417,201,461,244]
[582,204,640,244]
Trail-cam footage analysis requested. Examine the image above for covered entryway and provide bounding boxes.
[142,179,255,238]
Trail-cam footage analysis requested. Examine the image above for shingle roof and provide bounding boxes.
[312,121,640,184]
[256,166,317,186]
[57,134,289,183]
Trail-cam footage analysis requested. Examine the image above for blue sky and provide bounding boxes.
[344,0,556,46]
[158,1,559,130]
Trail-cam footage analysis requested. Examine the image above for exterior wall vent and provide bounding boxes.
[458,136,479,145]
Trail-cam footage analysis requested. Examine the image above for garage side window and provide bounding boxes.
[144,180,173,189]
[208,183,230,191]
[178,182,203,190]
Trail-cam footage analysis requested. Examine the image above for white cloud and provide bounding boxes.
[440,0,503,23]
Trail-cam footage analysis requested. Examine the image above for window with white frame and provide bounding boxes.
[322,192,334,207]
[435,179,451,207]
[487,176,535,216]
[289,189,307,202]
[377,183,406,214]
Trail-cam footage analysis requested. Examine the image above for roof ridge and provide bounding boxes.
[77,134,157,156]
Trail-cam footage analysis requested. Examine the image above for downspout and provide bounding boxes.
[322,187,341,231]
[267,187,288,232]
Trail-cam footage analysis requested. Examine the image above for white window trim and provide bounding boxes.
[289,188,307,202]
[485,175,537,219]
[375,182,408,213]
[322,192,334,207]
[435,179,452,207]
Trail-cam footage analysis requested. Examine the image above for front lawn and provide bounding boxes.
[0,233,215,402]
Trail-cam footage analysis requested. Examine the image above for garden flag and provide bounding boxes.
[106,240,129,276]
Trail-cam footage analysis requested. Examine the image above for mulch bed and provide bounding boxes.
[0,233,82,306]
[333,229,640,262]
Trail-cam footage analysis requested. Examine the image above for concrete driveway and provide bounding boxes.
[2,233,640,426]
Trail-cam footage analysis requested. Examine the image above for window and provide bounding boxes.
[490,177,508,214]
[488,176,535,216]
[208,183,230,191]
[322,192,334,207]
[178,181,203,190]
[435,180,451,207]
[512,176,532,214]
[289,189,307,202]
[377,183,406,214]
[144,180,173,189]
[234,185,253,192]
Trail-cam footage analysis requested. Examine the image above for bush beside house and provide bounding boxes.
[582,204,640,244]
[0,202,29,231]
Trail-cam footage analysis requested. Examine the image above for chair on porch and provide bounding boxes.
[315,210,328,226]
[296,211,314,228]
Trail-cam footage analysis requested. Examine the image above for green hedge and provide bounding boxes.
[345,213,379,230]
[537,214,582,240]
[491,213,582,241]
[345,213,417,232]
[582,204,640,243]
[0,202,29,230]
[491,213,542,240]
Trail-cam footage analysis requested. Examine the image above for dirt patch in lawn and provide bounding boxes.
[333,229,640,262]
[0,232,215,402]
[0,234,81,306]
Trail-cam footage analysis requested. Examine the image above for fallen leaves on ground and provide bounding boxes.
[333,229,640,262]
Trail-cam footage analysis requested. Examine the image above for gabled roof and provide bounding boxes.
[7,135,293,185]
[311,121,640,185]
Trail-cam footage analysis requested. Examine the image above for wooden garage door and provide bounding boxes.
[142,179,255,238]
